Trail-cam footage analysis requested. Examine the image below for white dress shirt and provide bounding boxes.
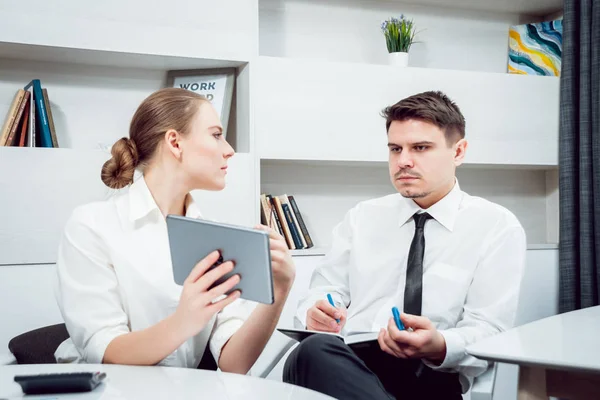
[54,176,255,367]
[295,181,526,393]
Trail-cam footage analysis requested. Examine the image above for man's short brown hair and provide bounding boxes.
[381,91,466,144]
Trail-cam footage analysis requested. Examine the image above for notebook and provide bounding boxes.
[277,328,379,348]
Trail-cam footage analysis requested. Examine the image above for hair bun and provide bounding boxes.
[101,138,139,189]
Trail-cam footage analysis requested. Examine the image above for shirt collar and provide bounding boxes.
[128,176,202,222]
[398,179,464,232]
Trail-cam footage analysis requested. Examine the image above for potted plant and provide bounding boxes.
[381,15,417,67]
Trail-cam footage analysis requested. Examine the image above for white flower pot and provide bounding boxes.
[388,51,409,67]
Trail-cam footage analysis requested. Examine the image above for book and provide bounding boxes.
[5,91,30,147]
[26,86,35,147]
[24,79,52,148]
[273,196,295,249]
[17,102,29,147]
[266,195,285,237]
[278,328,379,348]
[260,194,277,231]
[281,194,307,249]
[279,197,304,249]
[288,195,314,248]
[42,88,59,148]
[0,89,25,146]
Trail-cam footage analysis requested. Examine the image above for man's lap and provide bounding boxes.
[283,334,461,400]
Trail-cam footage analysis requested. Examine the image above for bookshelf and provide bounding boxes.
[0,1,564,392]
[257,0,562,253]
[0,0,259,265]
[0,0,563,263]
[0,1,258,63]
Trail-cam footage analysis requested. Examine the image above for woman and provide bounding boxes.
[54,88,295,373]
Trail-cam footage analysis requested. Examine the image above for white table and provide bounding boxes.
[466,305,600,400]
[0,364,335,400]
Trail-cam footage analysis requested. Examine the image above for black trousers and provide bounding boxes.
[283,335,462,400]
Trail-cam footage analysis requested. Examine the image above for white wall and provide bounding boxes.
[0,264,63,352]
[0,0,258,62]
[260,0,524,72]
[262,161,554,246]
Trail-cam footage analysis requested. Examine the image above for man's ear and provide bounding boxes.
[453,139,468,167]
[165,129,182,159]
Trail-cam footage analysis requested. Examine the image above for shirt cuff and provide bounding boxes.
[422,329,465,370]
[209,319,245,365]
[295,293,343,329]
[84,326,129,364]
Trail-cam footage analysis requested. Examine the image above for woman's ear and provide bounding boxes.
[165,129,182,159]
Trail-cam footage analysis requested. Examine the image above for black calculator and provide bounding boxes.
[14,371,106,395]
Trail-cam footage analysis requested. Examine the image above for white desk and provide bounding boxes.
[466,305,600,400]
[0,364,335,400]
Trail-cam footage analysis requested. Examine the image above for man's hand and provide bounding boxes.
[306,299,347,333]
[377,313,447,364]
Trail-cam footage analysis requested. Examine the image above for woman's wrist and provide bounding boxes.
[273,283,293,305]
[166,311,193,345]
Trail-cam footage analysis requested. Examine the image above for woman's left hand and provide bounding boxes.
[255,224,295,299]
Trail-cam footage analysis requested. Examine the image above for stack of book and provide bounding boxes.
[0,79,59,148]
[260,194,314,250]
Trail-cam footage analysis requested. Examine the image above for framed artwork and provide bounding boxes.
[508,19,563,76]
[167,68,236,137]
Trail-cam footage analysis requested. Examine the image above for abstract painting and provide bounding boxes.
[508,20,563,76]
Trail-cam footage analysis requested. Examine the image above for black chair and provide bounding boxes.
[8,323,218,370]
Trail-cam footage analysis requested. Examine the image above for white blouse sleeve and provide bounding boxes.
[208,298,256,363]
[55,206,130,364]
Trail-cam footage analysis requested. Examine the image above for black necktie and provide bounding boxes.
[403,212,433,316]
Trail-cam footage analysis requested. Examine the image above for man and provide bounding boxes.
[283,91,526,399]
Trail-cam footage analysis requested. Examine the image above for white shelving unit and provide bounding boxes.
[0,0,259,266]
[0,1,564,395]
[256,0,562,252]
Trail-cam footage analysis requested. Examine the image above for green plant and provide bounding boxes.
[381,15,417,53]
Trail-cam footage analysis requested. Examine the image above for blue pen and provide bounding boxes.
[392,307,405,330]
[327,293,340,323]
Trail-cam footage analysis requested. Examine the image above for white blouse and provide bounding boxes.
[54,176,255,367]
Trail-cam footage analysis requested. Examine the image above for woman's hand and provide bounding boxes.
[173,250,241,339]
[255,224,296,301]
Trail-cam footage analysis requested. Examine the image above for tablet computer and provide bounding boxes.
[166,215,274,304]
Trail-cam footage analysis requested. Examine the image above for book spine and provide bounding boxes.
[260,194,270,226]
[273,196,295,249]
[5,91,30,146]
[27,87,35,147]
[267,195,285,238]
[288,195,314,248]
[30,100,36,147]
[283,195,307,249]
[0,89,25,146]
[42,88,59,148]
[282,203,304,249]
[25,79,52,148]
[18,102,29,147]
